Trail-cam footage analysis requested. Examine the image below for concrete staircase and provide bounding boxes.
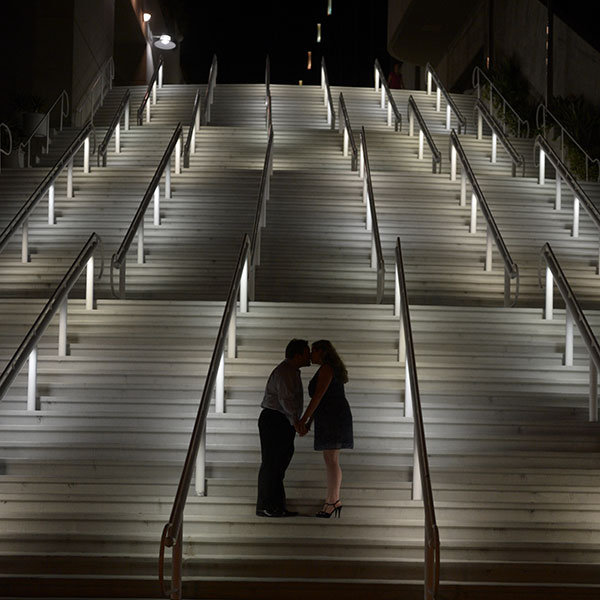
[0,74,600,600]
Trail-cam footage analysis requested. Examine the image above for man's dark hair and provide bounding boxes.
[285,338,309,359]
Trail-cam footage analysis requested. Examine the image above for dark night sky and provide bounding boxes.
[161,0,388,87]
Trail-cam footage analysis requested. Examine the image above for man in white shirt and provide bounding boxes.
[256,339,311,517]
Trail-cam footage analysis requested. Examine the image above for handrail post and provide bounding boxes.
[152,80,157,105]
[504,270,511,308]
[491,132,497,163]
[27,346,38,411]
[394,268,400,317]
[67,160,74,198]
[404,360,412,418]
[175,137,182,174]
[418,130,424,160]
[380,83,385,109]
[166,159,172,199]
[83,137,90,174]
[460,171,466,207]
[115,119,121,154]
[154,186,161,226]
[215,351,225,413]
[477,111,483,140]
[573,197,580,237]
[146,100,151,124]
[158,63,164,89]
[359,143,365,179]
[241,257,248,313]
[564,310,574,366]
[58,299,68,357]
[408,109,414,137]
[427,71,432,95]
[545,266,554,320]
[539,148,545,185]
[450,145,457,181]
[412,430,422,500]
[485,227,493,271]
[436,88,441,112]
[374,65,380,91]
[125,99,130,131]
[228,309,237,359]
[590,359,598,422]
[48,184,55,225]
[445,104,451,130]
[195,423,207,495]
[343,127,349,157]
[86,255,94,310]
[137,220,145,264]
[470,193,478,234]
[22,220,29,263]
[555,174,562,210]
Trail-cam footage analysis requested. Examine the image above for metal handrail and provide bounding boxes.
[183,89,201,168]
[265,55,273,135]
[474,99,525,177]
[111,123,183,296]
[338,92,358,170]
[425,63,466,133]
[20,90,70,168]
[73,57,114,126]
[0,233,103,407]
[359,127,385,303]
[534,134,600,240]
[159,233,251,599]
[137,55,164,126]
[97,89,130,167]
[540,242,600,421]
[249,129,274,300]
[0,121,95,260]
[394,237,440,600]
[472,67,530,138]
[450,130,519,306]
[407,96,442,174]
[320,57,336,130]
[536,104,600,182]
[373,59,402,131]
[200,54,218,127]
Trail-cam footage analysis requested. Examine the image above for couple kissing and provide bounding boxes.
[256,338,354,519]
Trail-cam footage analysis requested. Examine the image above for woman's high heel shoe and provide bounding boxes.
[315,500,342,519]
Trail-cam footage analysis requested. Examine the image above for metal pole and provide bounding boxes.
[67,160,74,198]
[146,101,151,124]
[154,186,161,226]
[366,199,372,232]
[27,346,38,411]
[84,137,90,174]
[539,148,545,185]
[418,130,424,160]
[460,171,466,207]
[436,88,441,112]
[228,309,237,359]
[137,220,145,264]
[394,268,400,317]
[215,351,225,413]
[409,110,414,137]
[240,257,248,313]
[564,310,573,366]
[450,145,457,181]
[175,138,182,174]
[477,112,483,140]
[555,174,561,210]
[195,423,207,495]
[343,128,349,157]
[125,100,130,130]
[545,266,553,320]
[152,81,157,105]
[115,119,121,154]
[58,299,68,357]
[86,256,94,310]
[404,360,412,418]
[22,220,29,263]
[427,71,432,95]
[485,227,493,271]
[48,184,55,225]
[491,132,497,163]
[590,359,598,422]
[470,193,478,233]
[573,197,580,238]
[412,430,422,501]
[445,104,451,130]
[166,159,172,199]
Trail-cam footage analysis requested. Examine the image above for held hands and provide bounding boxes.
[294,419,309,437]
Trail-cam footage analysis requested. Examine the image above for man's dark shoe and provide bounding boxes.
[256,508,298,518]
[256,508,284,517]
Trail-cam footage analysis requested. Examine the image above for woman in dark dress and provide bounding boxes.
[298,340,353,518]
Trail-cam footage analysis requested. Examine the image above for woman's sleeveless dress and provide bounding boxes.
[308,369,354,451]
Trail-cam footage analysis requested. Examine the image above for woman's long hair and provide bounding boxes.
[312,340,348,383]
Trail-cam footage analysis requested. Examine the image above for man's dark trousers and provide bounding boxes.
[256,408,295,512]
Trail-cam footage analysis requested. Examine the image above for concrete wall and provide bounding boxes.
[72,0,115,111]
